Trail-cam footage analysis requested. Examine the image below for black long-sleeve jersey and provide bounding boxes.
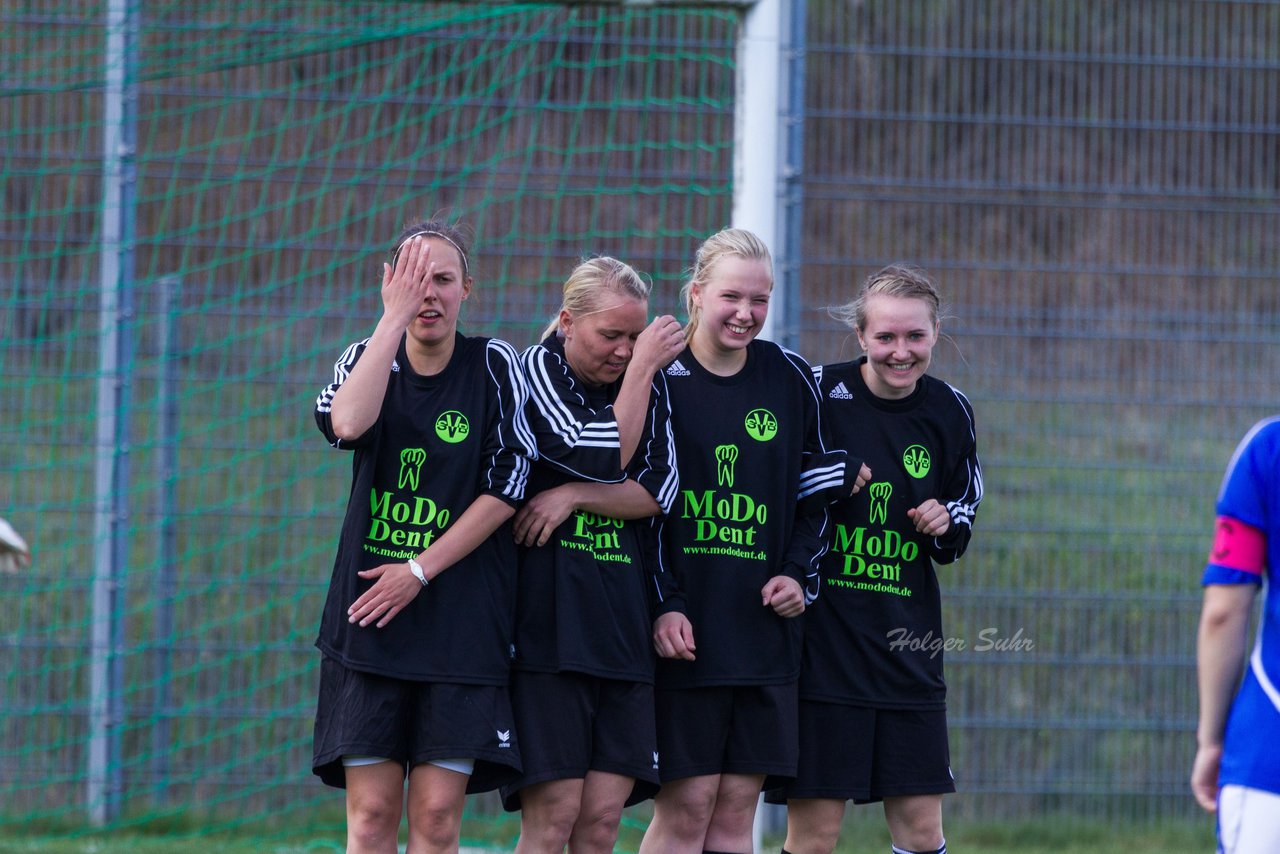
[513,334,678,682]
[654,341,848,688]
[313,332,534,683]
[805,357,983,709]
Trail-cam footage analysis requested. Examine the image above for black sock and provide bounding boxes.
[891,841,946,854]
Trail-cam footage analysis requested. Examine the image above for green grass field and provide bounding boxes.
[0,814,1217,853]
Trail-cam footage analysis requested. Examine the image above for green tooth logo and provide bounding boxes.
[903,445,930,479]
[744,408,778,442]
[399,448,427,491]
[715,444,738,488]
[435,410,470,443]
[868,481,892,525]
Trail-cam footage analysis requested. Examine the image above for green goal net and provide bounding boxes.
[1,1,739,846]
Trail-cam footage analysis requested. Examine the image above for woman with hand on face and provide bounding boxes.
[640,228,856,854]
[772,265,983,854]
[503,256,685,854]
[312,219,534,854]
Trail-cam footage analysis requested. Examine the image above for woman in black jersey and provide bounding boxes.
[311,220,535,854]
[774,265,983,854]
[639,228,862,854]
[505,257,685,854]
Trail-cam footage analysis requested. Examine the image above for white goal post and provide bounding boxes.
[614,0,797,344]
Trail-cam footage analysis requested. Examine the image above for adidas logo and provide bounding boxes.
[497,730,511,748]
[666,359,691,377]
[829,381,852,399]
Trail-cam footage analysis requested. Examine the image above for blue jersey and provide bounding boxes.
[1203,416,1280,794]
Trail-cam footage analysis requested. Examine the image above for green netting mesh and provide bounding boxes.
[1,1,738,846]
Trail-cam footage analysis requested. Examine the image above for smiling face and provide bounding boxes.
[403,236,471,350]
[561,295,649,387]
[856,292,938,399]
[689,255,772,357]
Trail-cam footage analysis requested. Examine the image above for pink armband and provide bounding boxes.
[1209,516,1266,576]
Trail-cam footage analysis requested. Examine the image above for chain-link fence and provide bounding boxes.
[2,0,1277,842]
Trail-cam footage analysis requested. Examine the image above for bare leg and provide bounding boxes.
[345,761,405,854]
[639,774,720,854]
[783,797,847,854]
[883,794,944,852]
[568,770,634,853]
[404,762,469,854]
[516,778,586,854]
[702,773,765,854]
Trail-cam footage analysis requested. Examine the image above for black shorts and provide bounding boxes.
[312,656,520,793]
[764,701,954,804]
[654,683,798,782]
[501,670,659,811]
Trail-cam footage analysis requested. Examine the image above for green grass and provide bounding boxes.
[0,841,339,854]
[822,815,1215,853]
[0,814,1217,854]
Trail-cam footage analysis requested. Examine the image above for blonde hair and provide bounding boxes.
[680,228,773,340]
[829,263,943,332]
[541,256,651,341]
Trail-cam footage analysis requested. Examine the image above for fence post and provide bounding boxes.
[151,275,180,804]
[89,0,138,827]
[776,0,806,351]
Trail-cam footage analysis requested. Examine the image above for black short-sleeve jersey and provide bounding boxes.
[804,357,983,709]
[513,335,678,682]
[654,341,847,688]
[313,332,534,682]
